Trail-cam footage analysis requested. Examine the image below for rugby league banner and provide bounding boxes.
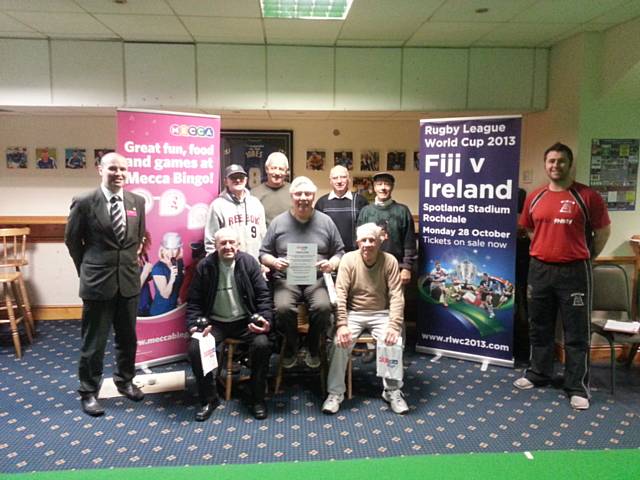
[416,116,521,367]
[117,109,220,367]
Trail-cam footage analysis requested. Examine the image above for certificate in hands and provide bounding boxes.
[286,243,317,285]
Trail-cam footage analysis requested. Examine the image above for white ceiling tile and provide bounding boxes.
[264,18,341,46]
[406,22,499,47]
[0,11,36,32]
[512,0,629,24]
[95,14,192,42]
[339,0,441,41]
[588,0,640,24]
[167,0,261,17]
[74,0,174,15]
[0,0,83,13]
[430,0,538,22]
[8,12,116,36]
[477,23,578,47]
[183,16,263,43]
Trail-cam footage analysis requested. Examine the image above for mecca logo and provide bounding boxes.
[559,200,575,214]
[169,124,215,138]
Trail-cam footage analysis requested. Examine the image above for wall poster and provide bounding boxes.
[590,138,638,211]
[416,115,521,367]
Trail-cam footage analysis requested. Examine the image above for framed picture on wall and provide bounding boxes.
[360,150,379,171]
[306,150,325,171]
[35,147,58,169]
[221,130,293,190]
[334,150,353,170]
[94,148,114,167]
[413,151,420,170]
[6,146,27,169]
[65,148,86,169]
[387,150,406,171]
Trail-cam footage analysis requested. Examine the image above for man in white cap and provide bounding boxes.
[204,164,266,261]
[322,223,408,415]
[259,176,345,369]
[251,152,291,227]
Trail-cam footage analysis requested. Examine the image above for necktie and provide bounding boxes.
[110,195,126,244]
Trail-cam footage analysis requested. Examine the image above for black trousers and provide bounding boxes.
[78,294,139,396]
[188,319,272,404]
[525,258,592,398]
[273,277,331,358]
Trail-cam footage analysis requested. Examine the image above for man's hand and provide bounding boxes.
[190,325,212,336]
[335,325,353,348]
[384,328,399,346]
[400,268,412,285]
[271,257,289,272]
[316,259,333,273]
[248,319,270,334]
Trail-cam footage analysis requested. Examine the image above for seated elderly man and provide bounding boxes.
[260,176,345,369]
[322,223,408,415]
[186,227,273,421]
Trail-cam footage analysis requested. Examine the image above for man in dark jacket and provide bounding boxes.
[186,227,273,421]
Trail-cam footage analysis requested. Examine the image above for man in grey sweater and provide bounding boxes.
[260,176,344,369]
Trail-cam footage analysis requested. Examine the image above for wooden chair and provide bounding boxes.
[217,338,250,401]
[274,304,328,395]
[347,333,376,399]
[0,272,33,357]
[0,228,35,335]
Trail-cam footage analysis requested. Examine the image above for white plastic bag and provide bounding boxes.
[376,339,403,381]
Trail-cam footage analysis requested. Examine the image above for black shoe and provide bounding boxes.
[195,398,220,422]
[81,395,105,417]
[116,383,145,402]
[251,401,268,420]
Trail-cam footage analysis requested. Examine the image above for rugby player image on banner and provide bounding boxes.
[417,116,521,367]
[117,109,220,367]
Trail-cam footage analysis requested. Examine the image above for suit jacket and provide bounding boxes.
[65,188,146,300]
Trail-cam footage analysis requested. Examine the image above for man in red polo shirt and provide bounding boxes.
[513,143,611,410]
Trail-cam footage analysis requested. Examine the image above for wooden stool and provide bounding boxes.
[0,271,33,357]
[347,333,376,399]
[274,304,328,395]
[217,338,250,401]
[0,228,35,335]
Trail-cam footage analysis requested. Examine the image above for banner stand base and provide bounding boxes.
[98,371,186,398]
[416,346,514,368]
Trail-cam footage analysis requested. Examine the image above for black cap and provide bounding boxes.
[224,164,248,178]
[372,171,395,184]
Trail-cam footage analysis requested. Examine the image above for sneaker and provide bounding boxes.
[322,393,344,414]
[304,351,321,369]
[513,377,535,390]
[382,389,409,414]
[281,355,297,369]
[570,395,589,410]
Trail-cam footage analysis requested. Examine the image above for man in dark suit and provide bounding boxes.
[65,152,146,416]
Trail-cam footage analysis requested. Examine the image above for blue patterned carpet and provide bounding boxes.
[1,320,639,474]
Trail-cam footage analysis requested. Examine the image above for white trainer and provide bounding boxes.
[570,395,590,410]
[513,377,535,390]
[322,393,344,414]
[382,389,409,414]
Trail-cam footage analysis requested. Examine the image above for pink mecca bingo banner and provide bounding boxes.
[117,109,220,367]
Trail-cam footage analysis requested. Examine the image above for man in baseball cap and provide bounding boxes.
[204,164,266,261]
